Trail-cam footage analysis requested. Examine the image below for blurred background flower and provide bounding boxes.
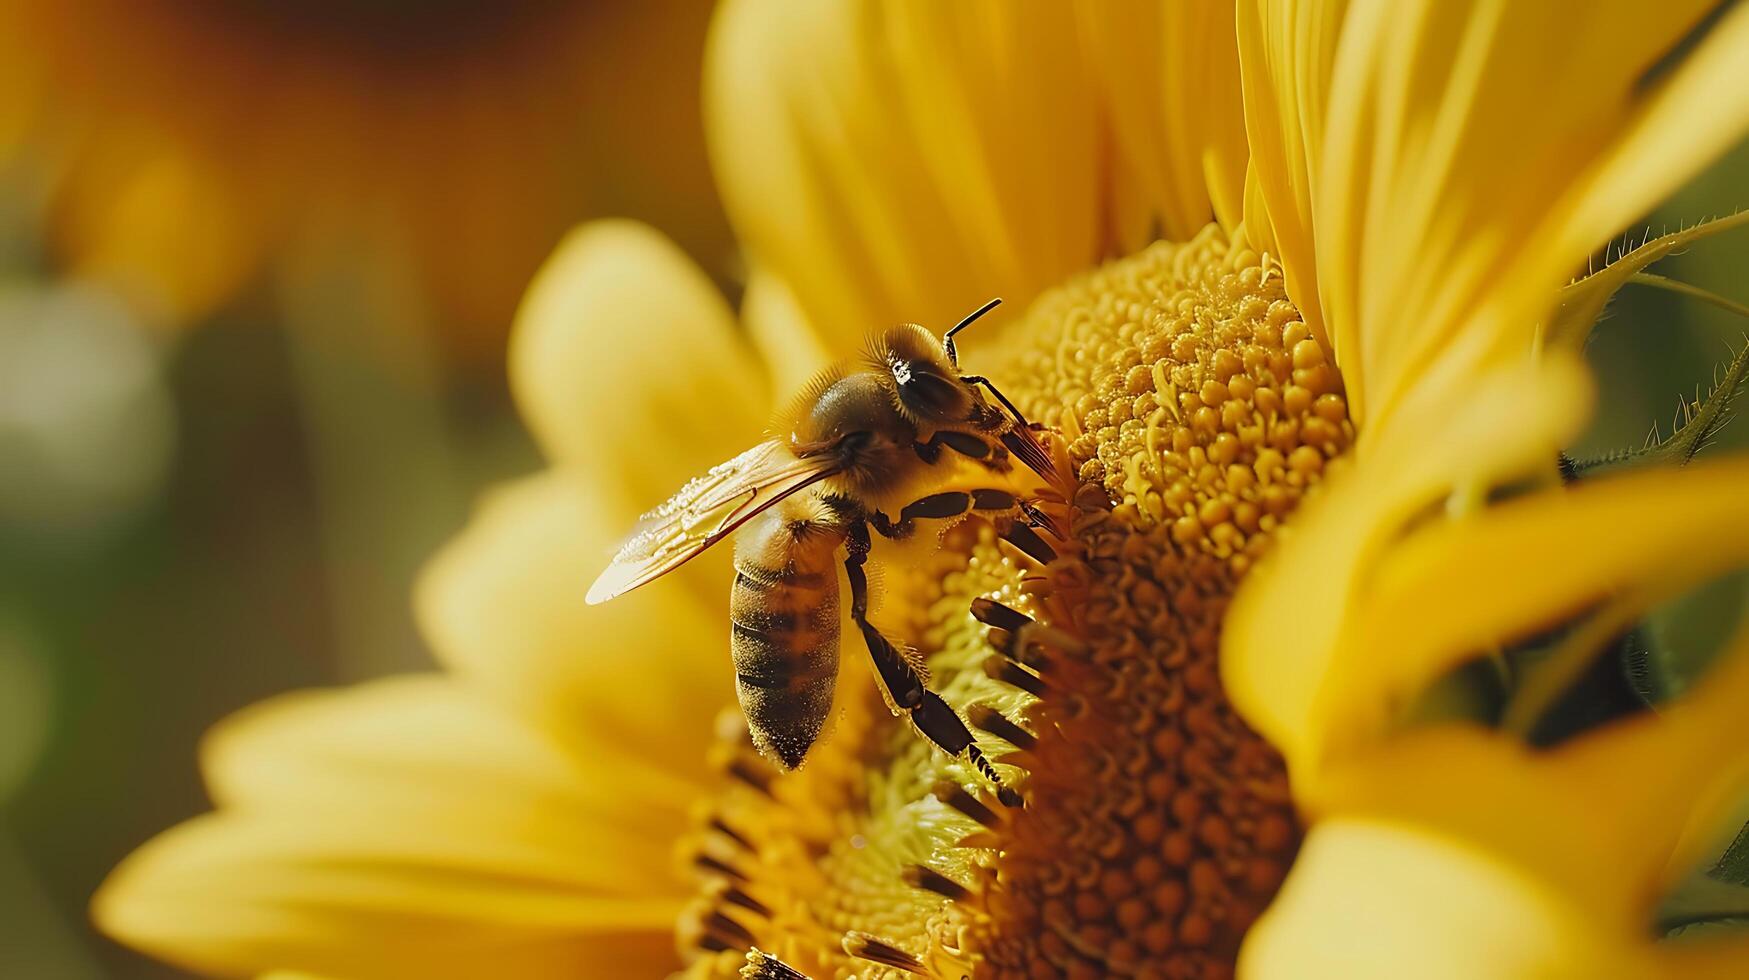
[0,2,730,977]
[1,2,1746,979]
[0,0,731,358]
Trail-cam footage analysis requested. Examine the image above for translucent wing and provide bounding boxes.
[585,441,839,604]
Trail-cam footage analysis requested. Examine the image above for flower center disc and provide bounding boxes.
[684,225,1354,979]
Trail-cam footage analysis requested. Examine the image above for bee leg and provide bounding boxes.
[868,487,1032,542]
[959,374,1033,429]
[870,489,1057,563]
[966,488,1058,559]
[913,429,997,465]
[962,389,1057,483]
[844,521,1023,807]
[868,490,971,540]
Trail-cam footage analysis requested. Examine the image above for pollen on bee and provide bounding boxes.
[741,949,811,980]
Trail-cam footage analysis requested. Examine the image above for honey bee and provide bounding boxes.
[587,299,1059,805]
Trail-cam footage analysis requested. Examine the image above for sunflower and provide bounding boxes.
[95,1,1749,978]
[0,0,725,357]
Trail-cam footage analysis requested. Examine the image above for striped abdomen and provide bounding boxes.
[729,505,844,769]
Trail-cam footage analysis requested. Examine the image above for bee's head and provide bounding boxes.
[871,323,976,425]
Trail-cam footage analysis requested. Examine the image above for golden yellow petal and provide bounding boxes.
[1304,731,1656,929]
[1223,353,1592,781]
[1235,0,1349,350]
[705,0,1104,353]
[200,676,700,861]
[415,470,734,785]
[1310,0,1749,426]
[94,677,686,980]
[1076,0,1248,247]
[508,219,769,507]
[1289,629,1749,944]
[1240,818,1660,980]
[741,269,832,398]
[1548,2,1749,297]
[1337,454,1749,769]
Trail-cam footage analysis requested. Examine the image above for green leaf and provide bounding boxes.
[1568,328,1749,478]
[1716,820,1749,885]
[1660,872,1749,933]
[1627,570,1749,702]
[1658,793,1749,937]
[1547,211,1749,351]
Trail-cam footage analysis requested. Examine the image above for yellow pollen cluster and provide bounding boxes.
[1009,224,1351,577]
[680,225,1353,980]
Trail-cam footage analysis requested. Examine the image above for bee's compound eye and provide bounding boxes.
[888,355,972,422]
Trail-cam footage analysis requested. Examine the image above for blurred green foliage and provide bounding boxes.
[0,283,542,978]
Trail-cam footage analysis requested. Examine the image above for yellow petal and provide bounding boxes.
[1307,0,1749,426]
[1235,0,1349,350]
[1548,2,1749,293]
[1223,352,1593,781]
[94,676,686,980]
[1248,613,1749,978]
[1076,0,1248,247]
[415,470,734,787]
[201,676,699,856]
[1240,818,1662,980]
[508,219,769,511]
[706,0,1104,354]
[1338,454,1749,768]
[741,268,832,398]
[1279,629,1749,950]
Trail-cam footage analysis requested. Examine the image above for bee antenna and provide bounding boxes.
[943,297,1002,368]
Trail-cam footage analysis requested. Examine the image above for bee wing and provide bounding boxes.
[585,441,839,604]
